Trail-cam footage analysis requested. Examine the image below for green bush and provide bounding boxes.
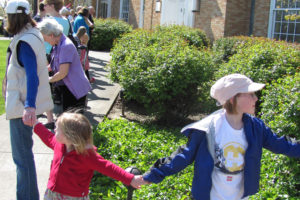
[212,36,257,64]
[90,18,133,51]
[214,38,299,84]
[155,25,210,48]
[249,73,300,199]
[250,150,300,199]
[109,26,214,120]
[90,118,193,200]
[260,72,300,138]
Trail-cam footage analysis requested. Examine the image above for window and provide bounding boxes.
[100,0,108,18]
[120,0,129,22]
[269,0,300,43]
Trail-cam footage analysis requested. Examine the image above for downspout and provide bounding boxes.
[139,0,145,28]
[248,0,256,36]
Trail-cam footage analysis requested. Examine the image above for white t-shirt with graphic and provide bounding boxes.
[210,113,248,200]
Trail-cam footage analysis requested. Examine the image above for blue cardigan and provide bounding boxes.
[143,113,300,200]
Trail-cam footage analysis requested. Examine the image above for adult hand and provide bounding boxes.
[22,107,37,127]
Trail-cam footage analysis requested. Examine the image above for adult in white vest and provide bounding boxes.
[4,0,53,199]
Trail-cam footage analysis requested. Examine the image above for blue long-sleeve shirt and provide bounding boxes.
[17,41,39,108]
[144,113,300,200]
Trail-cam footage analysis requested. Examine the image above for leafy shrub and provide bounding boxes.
[90,118,193,200]
[90,18,132,51]
[250,150,300,199]
[155,25,210,48]
[249,73,300,199]
[214,38,299,84]
[109,26,214,120]
[260,72,300,138]
[212,36,255,64]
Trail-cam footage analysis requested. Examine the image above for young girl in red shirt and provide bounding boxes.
[34,113,143,199]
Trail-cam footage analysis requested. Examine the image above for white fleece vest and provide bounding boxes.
[5,25,53,120]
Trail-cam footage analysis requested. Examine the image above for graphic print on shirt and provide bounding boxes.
[215,141,246,174]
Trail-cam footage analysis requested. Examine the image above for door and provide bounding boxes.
[161,0,187,25]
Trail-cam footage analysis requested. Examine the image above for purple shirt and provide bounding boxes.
[51,34,91,99]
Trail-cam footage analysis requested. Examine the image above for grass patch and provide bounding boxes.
[0,40,10,115]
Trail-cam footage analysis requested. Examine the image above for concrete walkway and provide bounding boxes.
[0,50,120,200]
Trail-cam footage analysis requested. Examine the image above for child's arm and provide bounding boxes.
[143,130,205,183]
[33,122,57,150]
[260,119,300,157]
[87,152,135,186]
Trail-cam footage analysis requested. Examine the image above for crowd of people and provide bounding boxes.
[3,0,300,200]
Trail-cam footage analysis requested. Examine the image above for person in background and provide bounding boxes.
[38,18,91,113]
[4,0,53,199]
[33,112,144,199]
[75,26,95,83]
[73,7,93,41]
[142,74,300,200]
[33,2,46,22]
[68,9,75,27]
[87,6,95,50]
[59,6,70,20]
[43,0,71,128]
[43,0,70,54]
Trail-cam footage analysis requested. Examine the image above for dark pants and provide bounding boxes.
[59,85,86,113]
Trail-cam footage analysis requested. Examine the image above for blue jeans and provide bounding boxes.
[10,118,39,200]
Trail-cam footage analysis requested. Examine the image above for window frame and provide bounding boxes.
[268,0,300,43]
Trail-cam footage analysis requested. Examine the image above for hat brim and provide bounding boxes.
[247,82,265,93]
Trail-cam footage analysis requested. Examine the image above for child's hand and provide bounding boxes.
[130,175,146,189]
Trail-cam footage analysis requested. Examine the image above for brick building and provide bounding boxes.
[79,0,299,43]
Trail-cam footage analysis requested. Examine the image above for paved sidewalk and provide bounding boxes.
[0,50,120,200]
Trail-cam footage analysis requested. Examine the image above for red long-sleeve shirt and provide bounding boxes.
[34,123,134,197]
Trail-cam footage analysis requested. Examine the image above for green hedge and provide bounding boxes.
[90,118,192,200]
[251,73,300,199]
[214,37,299,84]
[260,72,300,138]
[109,26,214,121]
[90,18,132,51]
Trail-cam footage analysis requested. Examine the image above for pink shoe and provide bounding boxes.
[89,77,95,83]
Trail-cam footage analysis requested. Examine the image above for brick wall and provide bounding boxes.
[224,0,251,37]
[143,0,161,30]
[94,0,271,40]
[111,0,120,19]
[194,0,227,41]
[128,0,140,28]
[253,0,270,37]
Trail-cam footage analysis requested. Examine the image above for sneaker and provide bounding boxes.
[89,77,95,83]
[44,122,55,130]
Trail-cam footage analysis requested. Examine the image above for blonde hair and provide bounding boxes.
[76,26,87,39]
[57,113,93,154]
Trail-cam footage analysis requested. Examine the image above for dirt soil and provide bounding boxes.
[107,95,207,126]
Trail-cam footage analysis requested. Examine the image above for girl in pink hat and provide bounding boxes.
[142,74,300,200]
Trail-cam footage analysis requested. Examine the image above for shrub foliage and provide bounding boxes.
[214,37,299,84]
[90,18,133,51]
[109,26,214,120]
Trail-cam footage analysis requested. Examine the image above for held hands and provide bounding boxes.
[22,107,36,127]
[130,175,151,189]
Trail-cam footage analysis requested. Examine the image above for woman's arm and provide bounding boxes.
[49,63,70,83]
[17,41,39,126]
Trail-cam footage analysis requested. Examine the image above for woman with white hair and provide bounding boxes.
[38,18,91,112]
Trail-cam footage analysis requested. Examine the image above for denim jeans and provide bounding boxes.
[10,118,39,200]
